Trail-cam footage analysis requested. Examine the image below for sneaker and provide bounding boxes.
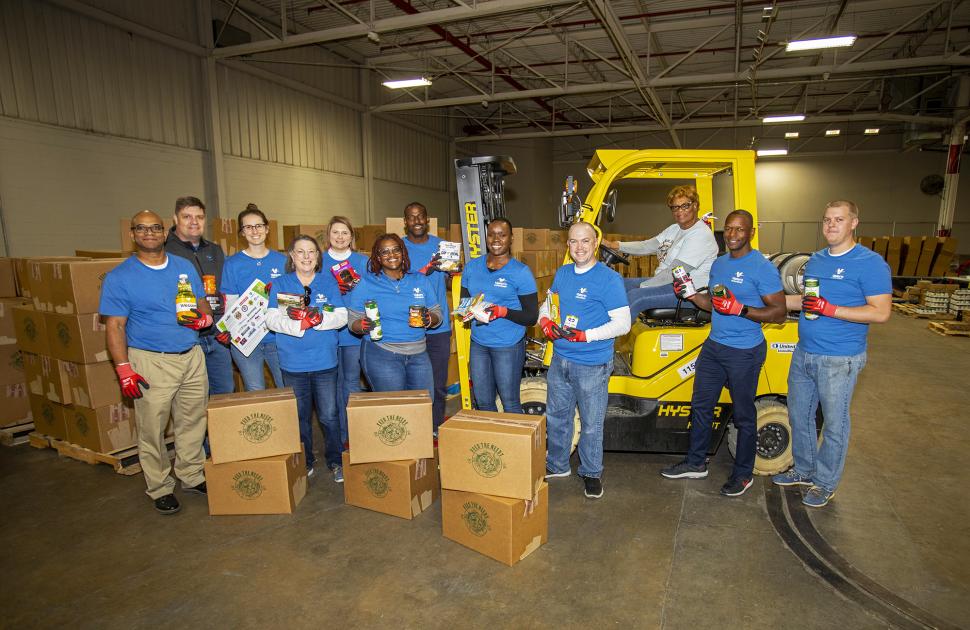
[581,475,603,499]
[720,477,753,497]
[545,467,571,479]
[772,469,812,487]
[153,494,181,515]
[306,466,315,479]
[802,485,835,508]
[660,460,709,479]
[331,465,344,484]
[183,481,207,496]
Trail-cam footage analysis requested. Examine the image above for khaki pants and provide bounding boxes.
[130,346,208,499]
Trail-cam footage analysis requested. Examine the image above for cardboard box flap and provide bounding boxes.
[207,387,296,409]
[348,390,430,407]
[444,417,537,437]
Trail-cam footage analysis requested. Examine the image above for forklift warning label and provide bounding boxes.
[677,359,697,379]
[770,342,796,353]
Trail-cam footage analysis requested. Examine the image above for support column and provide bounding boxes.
[360,68,375,225]
[198,1,227,218]
[938,75,970,236]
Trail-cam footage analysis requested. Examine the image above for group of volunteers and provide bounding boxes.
[100,185,890,516]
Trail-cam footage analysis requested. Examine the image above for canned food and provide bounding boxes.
[711,284,728,299]
[803,278,820,320]
[364,299,383,340]
[322,304,335,313]
[671,265,697,298]
[202,274,217,296]
[409,305,425,327]
[563,314,579,329]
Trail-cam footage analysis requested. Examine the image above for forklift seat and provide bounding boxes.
[640,304,711,324]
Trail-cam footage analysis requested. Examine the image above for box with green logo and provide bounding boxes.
[204,449,307,515]
[438,410,546,501]
[63,360,122,408]
[341,450,439,520]
[0,344,27,387]
[28,394,68,440]
[65,401,136,453]
[207,388,301,464]
[44,312,108,364]
[0,382,31,427]
[12,306,50,356]
[441,482,548,566]
[45,259,125,315]
[0,297,31,344]
[346,390,433,464]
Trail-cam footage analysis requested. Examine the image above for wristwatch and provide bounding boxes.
[740,305,750,318]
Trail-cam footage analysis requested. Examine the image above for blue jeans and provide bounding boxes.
[282,367,340,471]
[686,339,767,480]
[623,278,681,315]
[787,347,867,494]
[230,340,283,391]
[360,340,434,394]
[470,339,526,413]
[545,353,612,478]
[426,331,451,429]
[200,335,234,395]
[337,344,363,446]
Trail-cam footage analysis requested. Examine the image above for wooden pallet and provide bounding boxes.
[28,432,54,449]
[48,439,175,476]
[892,303,955,320]
[0,421,35,446]
[928,321,970,337]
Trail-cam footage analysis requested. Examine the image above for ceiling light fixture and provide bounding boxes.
[785,35,857,52]
[864,128,880,135]
[825,129,841,136]
[785,132,800,139]
[763,115,806,123]
[757,149,789,157]
[382,77,432,89]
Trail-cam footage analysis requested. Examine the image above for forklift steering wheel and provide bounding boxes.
[598,244,630,267]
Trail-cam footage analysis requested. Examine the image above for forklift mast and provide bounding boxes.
[453,156,517,261]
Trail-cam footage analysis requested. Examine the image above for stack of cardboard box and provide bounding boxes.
[204,389,306,515]
[438,409,548,566]
[343,390,439,520]
[0,259,31,429]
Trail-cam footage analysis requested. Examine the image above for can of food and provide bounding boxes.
[364,299,383,340]
[563,314,579,329]
[409,305,424,328]
[711,284,728,299]
[322,304,335,313]
[803,278,820,320]
[202,274,217,296]
[671,265,697,298]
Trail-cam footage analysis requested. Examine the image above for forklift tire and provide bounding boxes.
[727,398,792,476]
[516,377,581,453]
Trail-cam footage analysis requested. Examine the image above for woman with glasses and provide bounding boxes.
[321,216,369,450]
[266,235,347,482]
[220,204,287,391]
[347,234,441,394]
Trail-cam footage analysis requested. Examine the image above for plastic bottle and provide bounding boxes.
[176,274,197,322]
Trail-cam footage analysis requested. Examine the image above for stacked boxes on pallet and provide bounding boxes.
[438,409,548,566]
[343,390,439,520]
[204,389,306,515]
[0,259,31,430]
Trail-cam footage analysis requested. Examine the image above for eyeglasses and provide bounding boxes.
[132,224,165,235]
[378,247,402,257]
[241,223,268,233]
[293,249,318,258]
[668,201,695,212]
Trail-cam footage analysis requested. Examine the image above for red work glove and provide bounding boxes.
[178,308,213,330]
[672,277,691,299]
[803,296,838,318]
[359,316,376,334]
[337,279,352,295]
[484,304,508,321]
[539,317,565,341]
[115,363,149,399]
[302,308,323,330]
[418,253,441,276]
[215,330,231,347]
[712,289,745,316]
[287,305,313,321]
[561,327,587,342]
[264,282,273,295]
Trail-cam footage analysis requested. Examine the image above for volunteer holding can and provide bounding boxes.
[321,216,369,448]
[220,204,287,391]
[348,234,441,393]
[462,218,538,412]
[266,235,347,482]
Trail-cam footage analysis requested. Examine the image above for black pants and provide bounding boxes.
[426,330,451,430]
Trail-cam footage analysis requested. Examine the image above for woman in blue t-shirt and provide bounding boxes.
[347,234,442,394]
[220,204,288,391]
[461,218,538,412]
[321,215,369,448]
[266,235,348,481]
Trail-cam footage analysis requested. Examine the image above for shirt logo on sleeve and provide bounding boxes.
[575,287,588,300]
[494,277,508,289]
[833,268,845,280]
[730,271,744,285]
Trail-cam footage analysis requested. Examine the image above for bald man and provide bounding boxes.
[100,211,214,515]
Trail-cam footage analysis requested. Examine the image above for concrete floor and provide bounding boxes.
[1,313,968,629]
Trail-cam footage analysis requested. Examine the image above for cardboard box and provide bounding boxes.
[0,345,25,386]
[342,450,440,520]
[522,228,550,250]
[207,388,301,464]
[22,351,42,396]
[205,450,307,515]
[441,482,548,566]
[64,401,136,453]
[0,297,32,344]
[75,250,129,259]
[510,227,524,257]
[29,394,68,440]
[282,224,329,250]
[0,382,31,427]
[44,313,108,364]
[438,409,546,500]
[12,306,50,355]
[0,258,17,297]
[385,217,439,237]
[347,390,434,464]
[40,355,72,405]
[355,225,387,253]
[929,237,958,277]
[46,259,124,315]
[63,360,122,408]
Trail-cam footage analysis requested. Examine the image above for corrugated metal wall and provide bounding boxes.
[371,113,450,190]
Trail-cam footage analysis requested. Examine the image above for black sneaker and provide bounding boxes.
[154,494,181,515]
[581,475,603,499]
[545,467,571,479]
[183,482,207,496]
[660,460,709,479]
[720,477,753,497]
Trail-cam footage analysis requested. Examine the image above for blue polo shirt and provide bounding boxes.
[99,255,204,353]
[322,250,370,347]
[269,272,343,372]
[708,250,782,349]
[404,235,451,334]
[551,262,627,365]
[349,271,439,343]
[462,256,537,347]
[221,249,287,344]
[799,245,891,356]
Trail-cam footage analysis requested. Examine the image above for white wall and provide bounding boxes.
[371,180,452,227]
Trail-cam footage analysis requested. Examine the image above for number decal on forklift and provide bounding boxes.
[677,359,697,379]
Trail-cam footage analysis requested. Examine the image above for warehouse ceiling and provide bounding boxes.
[212,0,970,153]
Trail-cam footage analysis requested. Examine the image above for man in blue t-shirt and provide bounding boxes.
[539,222,630,500]
[772,200,891,508]
[100,210,215,516]
[660,210,787,496]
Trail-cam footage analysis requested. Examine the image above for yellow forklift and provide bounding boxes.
[452,150,801,475]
